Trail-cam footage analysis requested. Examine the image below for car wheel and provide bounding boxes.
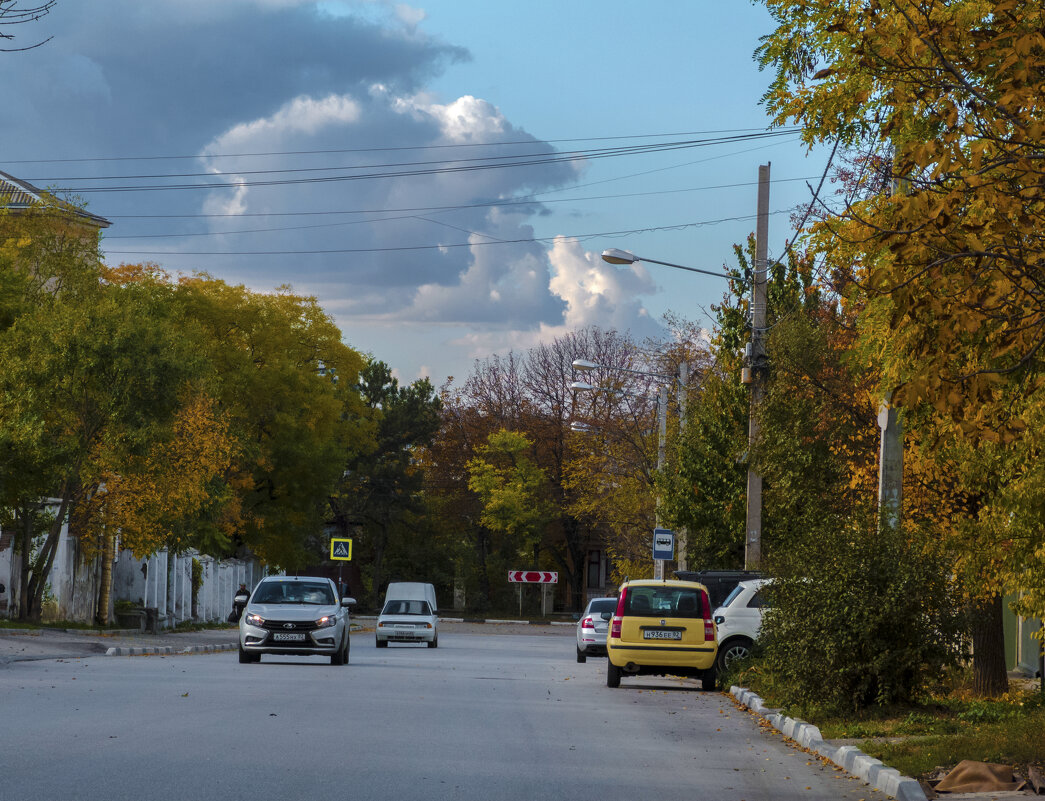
[576,647,587,663]
[345,634,351,664]
[376,637,388,648]
[716,637,753,673]
[238,645,252,664]
[607,659,621,688]
[331,635,346,665]
[702,667,719,691]
[428,633,438,649]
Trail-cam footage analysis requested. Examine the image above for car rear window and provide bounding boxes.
[587,599,617,615]
[720,584,745,609]
[624,587,705,618]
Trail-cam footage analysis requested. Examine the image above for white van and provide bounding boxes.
[376,582,439,648]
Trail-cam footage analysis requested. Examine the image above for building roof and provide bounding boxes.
[0,170,111,229]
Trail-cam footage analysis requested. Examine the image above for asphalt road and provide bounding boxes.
[0,624,889,801]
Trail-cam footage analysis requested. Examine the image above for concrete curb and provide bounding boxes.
[105,643,238,657]
[731,686,927,801]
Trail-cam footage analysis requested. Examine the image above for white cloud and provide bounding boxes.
[203,94,363,153]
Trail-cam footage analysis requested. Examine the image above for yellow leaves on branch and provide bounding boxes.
[78,392,236,558]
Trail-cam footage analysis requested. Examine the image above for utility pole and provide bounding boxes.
[877,396,903,529]
[654,384,668,580]
[676,361,689,572]
[745,163,770,570]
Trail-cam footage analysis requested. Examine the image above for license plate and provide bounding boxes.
[273,632,306,642]
[643,630,682,640]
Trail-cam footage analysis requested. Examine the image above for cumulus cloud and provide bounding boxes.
[3,0,666,383]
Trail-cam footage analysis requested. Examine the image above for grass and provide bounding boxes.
[732,662,1045,780]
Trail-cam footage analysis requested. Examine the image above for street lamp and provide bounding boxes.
[570,359,678,580]
[601,248,738,282]
[601,242,764,572]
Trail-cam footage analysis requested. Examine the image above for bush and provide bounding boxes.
[760,512,966,713]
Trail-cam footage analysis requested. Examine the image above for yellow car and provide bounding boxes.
[604,579,719,690]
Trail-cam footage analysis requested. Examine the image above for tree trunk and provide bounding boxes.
[17,504,33,621]
[475,528,489,613]
[95,531,114,626]
[971,594,1008,697]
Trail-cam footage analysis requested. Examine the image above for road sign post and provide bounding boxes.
[329,538,353,596]
[652,528,674,574]
[507,571,558,617]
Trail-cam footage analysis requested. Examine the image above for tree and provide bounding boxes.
[0,1,56,51]
[0,277,203,621]
[467,429,553,574]
[757,0,1045,694]
[174,275,368,570]
[331,359,442,605]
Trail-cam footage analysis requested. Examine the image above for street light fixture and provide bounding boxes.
[601,248,738,282]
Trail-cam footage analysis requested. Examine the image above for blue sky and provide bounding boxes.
[3,1,827,387]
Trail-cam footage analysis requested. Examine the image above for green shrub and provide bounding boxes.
[760,511,966,713]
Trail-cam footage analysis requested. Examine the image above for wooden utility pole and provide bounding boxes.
[745,163,770,570]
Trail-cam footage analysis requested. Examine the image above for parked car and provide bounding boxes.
[673,569,763,609]
[238,576,355,665]
[575,597,618,662]
[605,579,718,690]
[712,578,768,673]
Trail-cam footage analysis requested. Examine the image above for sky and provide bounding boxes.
[2,0,828,388]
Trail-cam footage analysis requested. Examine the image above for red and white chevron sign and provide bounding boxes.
[508,571,558,584]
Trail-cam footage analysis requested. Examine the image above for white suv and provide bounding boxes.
[712,578,767,673]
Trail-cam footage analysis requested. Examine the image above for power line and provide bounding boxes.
[101,177,819,238]
[32,131,804,193]
[101,210,798,258]
[3,127,804,166]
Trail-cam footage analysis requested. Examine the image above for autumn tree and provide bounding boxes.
[467,429,553,579]
[757,0,1045,694]
[173,275,368,571]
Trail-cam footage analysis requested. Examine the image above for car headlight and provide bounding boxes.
[315,615,336,628]
[244,613,265,627]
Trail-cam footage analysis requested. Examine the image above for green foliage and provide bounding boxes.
[468,429,552,556]
[760,511,966,713]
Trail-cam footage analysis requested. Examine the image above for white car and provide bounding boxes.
[575,597,618,662]
[238,575,355,665]
[375,598,439,647]
[712,578,767,673]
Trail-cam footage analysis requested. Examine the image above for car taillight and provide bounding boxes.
[704,617,715,640]
[611,616,622,638]
[581,616,593,628]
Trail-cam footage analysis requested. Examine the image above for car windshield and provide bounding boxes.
[253,582,334,605]
[624,587,704,618]
[587,599,617,615]
[381,600,432,616]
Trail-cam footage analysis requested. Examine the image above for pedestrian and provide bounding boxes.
[229,583,249,623]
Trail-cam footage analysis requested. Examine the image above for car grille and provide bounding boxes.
[259,619,320,632]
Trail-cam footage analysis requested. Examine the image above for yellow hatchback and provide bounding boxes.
[605,579,719,690]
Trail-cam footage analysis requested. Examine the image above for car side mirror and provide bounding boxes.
[341,597,357,607]
[714,615,724,625]
[600,612,612,621]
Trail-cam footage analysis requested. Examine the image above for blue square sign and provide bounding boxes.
[652,528,675,560]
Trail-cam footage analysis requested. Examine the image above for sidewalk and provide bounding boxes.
[0,625,240,664]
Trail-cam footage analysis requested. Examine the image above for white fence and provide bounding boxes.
[113,549,266,626]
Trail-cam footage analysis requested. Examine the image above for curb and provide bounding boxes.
[105,643,238,657]
[730,686,927,801]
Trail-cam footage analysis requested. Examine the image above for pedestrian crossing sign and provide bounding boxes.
[329,538,353,561]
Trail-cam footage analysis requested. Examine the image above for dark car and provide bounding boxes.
[673,570,763,609]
